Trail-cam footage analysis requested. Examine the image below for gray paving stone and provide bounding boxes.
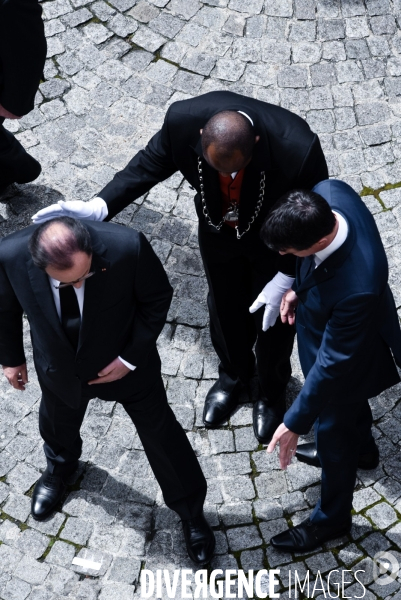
[7,463,40,493]
[305,551,338,574]
[2,577,31,600]
[27,512,65,537]
[88,523,125,554]
[255,471,288,499]
[259,517,288,543]
[62,7,92,28]
[14,529,49,560]
[106,556,141,584]
[218,502,253,526]
[386,522,401,547]
[338,543,364,566]
[360,531,391,557]
[13,557,50,586]
[60,516,93,545]
[3,494,32,523]
[222,476,255,501]
[181,50,217,76]
[208,429,235,454]
[0,450,17,477]
[266,544,292,567]
[226,525,262,551]
[233,426,259,451]
[0,519,20,545]
[99,583,135,600]
[44,540,76,568]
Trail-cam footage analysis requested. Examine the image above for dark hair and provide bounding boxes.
[29,217,92,270]
[260,189,337,252]
[201,110,255,161]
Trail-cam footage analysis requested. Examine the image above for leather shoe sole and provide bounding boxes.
[295,442,380,470]
[31,471,66,521]
[271,517,351,552]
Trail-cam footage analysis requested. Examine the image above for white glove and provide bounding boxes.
[31,197,108,224]
[249,272,295,331]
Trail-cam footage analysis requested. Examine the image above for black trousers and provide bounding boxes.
[38,373,207,520]
[198,223,295,402]
[311,398,375,526]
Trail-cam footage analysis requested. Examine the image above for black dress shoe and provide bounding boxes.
[253,396,285,444]
[295,441,380,470]
[31,469,66,521]
[271,517,352,552]
[182,513,216,565]
[203,374,243,428]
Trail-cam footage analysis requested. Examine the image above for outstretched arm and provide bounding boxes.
[32,108,178,223]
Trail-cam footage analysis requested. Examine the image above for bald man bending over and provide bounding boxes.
[33,91,329,443]
[0,217,215,564]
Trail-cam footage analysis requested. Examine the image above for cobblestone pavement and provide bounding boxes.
[1,0,401,598]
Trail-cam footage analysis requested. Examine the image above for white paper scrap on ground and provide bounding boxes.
[72,557,102,570]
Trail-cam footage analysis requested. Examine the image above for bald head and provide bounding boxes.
[201,111,258,175]
[29,217,92,272]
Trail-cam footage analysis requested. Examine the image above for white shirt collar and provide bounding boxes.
[314,211,348,267]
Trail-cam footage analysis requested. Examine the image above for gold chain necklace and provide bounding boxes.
[197,157,266,240]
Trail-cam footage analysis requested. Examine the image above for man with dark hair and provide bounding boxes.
[260,179,401,552]
[0,217,215,564]
[32,91,328,443]
[0,0,47,192]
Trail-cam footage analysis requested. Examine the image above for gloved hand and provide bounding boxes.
[31,197,108,224]
[249,272,295,331]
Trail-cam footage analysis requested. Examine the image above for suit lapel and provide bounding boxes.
[27,257,72,348]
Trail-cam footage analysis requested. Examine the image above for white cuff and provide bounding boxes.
[274,271,295,289]
[118,356,136,371]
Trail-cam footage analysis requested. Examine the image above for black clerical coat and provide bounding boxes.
[99,91,328,271]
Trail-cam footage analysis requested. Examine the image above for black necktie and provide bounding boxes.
[59,286,81,351]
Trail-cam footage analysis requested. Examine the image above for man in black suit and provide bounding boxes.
[0,0,47,192]
[32,91,328,443]
[0,217,215,564]
[262,181,401,551]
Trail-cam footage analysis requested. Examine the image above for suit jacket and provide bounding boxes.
[284,179,401,435]
[0,0,47,116]
[99,91,329,274]
[0,222,173,408]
